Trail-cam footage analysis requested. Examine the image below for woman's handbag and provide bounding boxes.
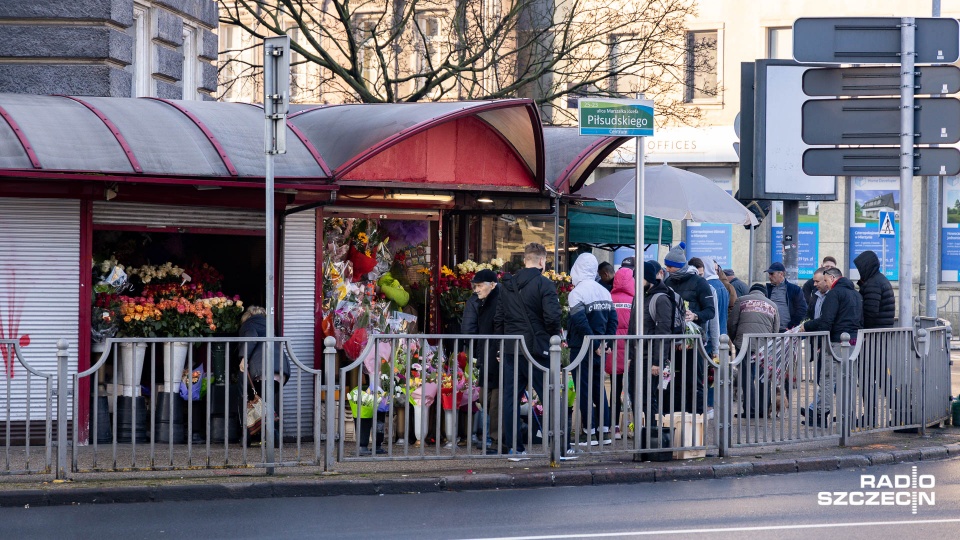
[245,370,264,436]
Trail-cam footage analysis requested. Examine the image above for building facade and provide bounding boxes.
[0,0,218,99]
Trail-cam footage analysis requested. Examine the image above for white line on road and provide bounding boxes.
[461,518,960,540]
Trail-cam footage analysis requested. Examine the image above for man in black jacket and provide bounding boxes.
[853,250,896,329]
[802,256,837,307]
[627,261,677,425]
[461,268,501,450]
[799,267,863,423]
[494,243,562,454]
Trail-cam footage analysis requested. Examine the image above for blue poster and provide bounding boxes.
[770,201,821,279]
[849,177,899,281]
[685,223,732,268]
[941,177,960,281]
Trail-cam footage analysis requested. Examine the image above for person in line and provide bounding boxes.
[702,257,731,350]
[805,266,833,414]
[724,269,750,298]
[765,262,807,332]
[853,250,897,426]
[239,306,290,448]
[687,257,721,357]
[663,243,714,414]
[728,283,780,418]
[607,266,636,439]
[620,256,636,273]
[803,256,837,308]
[460,268,501,450]
[799,267,863,426]
[494,243,562,455]
[568,253,619,446]
[597,261,616,292]
[627,261,678,432]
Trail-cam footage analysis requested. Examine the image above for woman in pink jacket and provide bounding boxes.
[607,266,635,438]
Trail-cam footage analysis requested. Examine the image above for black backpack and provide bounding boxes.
[648,287,686,335]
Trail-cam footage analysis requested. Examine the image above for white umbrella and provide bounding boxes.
[576,164,759,226]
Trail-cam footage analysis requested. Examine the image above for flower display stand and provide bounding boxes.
[116,343,146,397]
[412,404,430,443]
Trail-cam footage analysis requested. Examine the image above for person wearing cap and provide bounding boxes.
[728,283,780,418]
[568,253,619,446]
[620,256,636,273]
[802,256,837,308]
[461,268,501,451]
[764,262,807,332]
[724,269,749,298]
[661,242,714,414]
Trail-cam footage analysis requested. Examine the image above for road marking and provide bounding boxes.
[462,518,960,540]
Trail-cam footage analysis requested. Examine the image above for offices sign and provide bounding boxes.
[578,99,654,137]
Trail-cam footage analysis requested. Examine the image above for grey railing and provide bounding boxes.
[2,325,953,478]
[0,338,59,477]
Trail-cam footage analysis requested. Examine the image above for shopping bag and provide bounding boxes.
[246,394,264,436]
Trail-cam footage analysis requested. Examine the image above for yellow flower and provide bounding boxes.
[441,266,454,277]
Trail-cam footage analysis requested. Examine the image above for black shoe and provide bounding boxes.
[375,447,387,455]
[358,447,372,456]
[191,433,205,444]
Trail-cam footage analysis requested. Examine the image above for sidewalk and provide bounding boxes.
[1,425,958,507]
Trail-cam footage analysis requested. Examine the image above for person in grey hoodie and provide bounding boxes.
[728,284,780,417]
[568,253,619,445]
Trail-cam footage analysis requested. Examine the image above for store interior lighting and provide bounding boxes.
[391,192,454,203]
[477,195,494,203]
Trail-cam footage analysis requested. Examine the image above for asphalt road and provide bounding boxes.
[2,457,958,540]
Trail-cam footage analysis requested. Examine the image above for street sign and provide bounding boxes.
[793,17,960,64]
[802,147,960,177]
[578,98,654,137]
[879,211,896,238]
[801,97,960,145]
[803,66,960,97]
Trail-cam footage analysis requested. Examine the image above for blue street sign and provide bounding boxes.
[878,211,896,238]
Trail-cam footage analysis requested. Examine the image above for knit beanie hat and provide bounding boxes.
[643,260,662,285]
[664,242,687,269]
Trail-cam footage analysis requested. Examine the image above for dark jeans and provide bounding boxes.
[626,360,661,428]
[500,354,547,452]
[739,361,770,416]
[575,351,611,434]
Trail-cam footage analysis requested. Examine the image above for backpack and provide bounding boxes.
[648,287,685,335]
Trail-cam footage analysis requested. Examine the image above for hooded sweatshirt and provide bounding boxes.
[607,267,635,374]
[701,257,728,356]
[853,250,896,329]
[567,254,619,355]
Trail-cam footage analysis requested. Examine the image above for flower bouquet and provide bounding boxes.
[116,296,162,338]
[156,296,215,337]
[202,293,244,335]
[346,386,382,419]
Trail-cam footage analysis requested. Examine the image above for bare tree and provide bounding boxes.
[218,0,709,125]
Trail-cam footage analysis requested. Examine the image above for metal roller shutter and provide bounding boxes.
[280,209,316,437]
[92,201,264,230]
[0,198,80,422]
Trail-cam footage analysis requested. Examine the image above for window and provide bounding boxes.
[181,25,200,100]
[356,18,379,88]
[767,27,792,60]
[415,14,446,97]
[218,24,259,101]
[684,30,718,102]
[608,34,635,96]
[127,5,153,97]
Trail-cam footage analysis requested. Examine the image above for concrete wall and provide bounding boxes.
[0,0,217,98]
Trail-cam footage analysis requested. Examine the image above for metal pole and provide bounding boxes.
[748,226,755,285]
[56,340,68,480]
[899,18,916,327]
[634,132,645,336]
[323,336,337,471]
[926,1,942,317]
[264,149,276,473]
[782,201,799,282]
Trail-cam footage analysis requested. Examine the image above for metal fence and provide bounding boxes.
[721,331,842,450]
[70,337,323,476]
[1,325,953,478]
[562,335,715,461]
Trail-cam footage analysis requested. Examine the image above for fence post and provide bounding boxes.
[839,333,851,447]
[718,335,730,458]
[323,336,337,472]
[56,340,69,480]
[549,335,562,467]
[916,328,929,437]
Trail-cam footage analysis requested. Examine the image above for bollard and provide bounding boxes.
[56,340,69,480]
[323,336,337,471]
[839,333,851,447]
[549,335,562,467]
[718,335,730,458]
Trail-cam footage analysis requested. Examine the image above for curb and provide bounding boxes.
[1,443,957,507]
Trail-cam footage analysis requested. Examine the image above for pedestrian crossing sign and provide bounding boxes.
[878,211,896,238]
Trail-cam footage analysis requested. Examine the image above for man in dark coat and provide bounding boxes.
[461,268,501,388]
[626,261,677,424]
[800,267,863,422]
[724,269,749,298]
[853,250,896,329]
[802,256,837,308]
[494,243,562,454]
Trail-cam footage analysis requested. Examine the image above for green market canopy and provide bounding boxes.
[567,201,672,248]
